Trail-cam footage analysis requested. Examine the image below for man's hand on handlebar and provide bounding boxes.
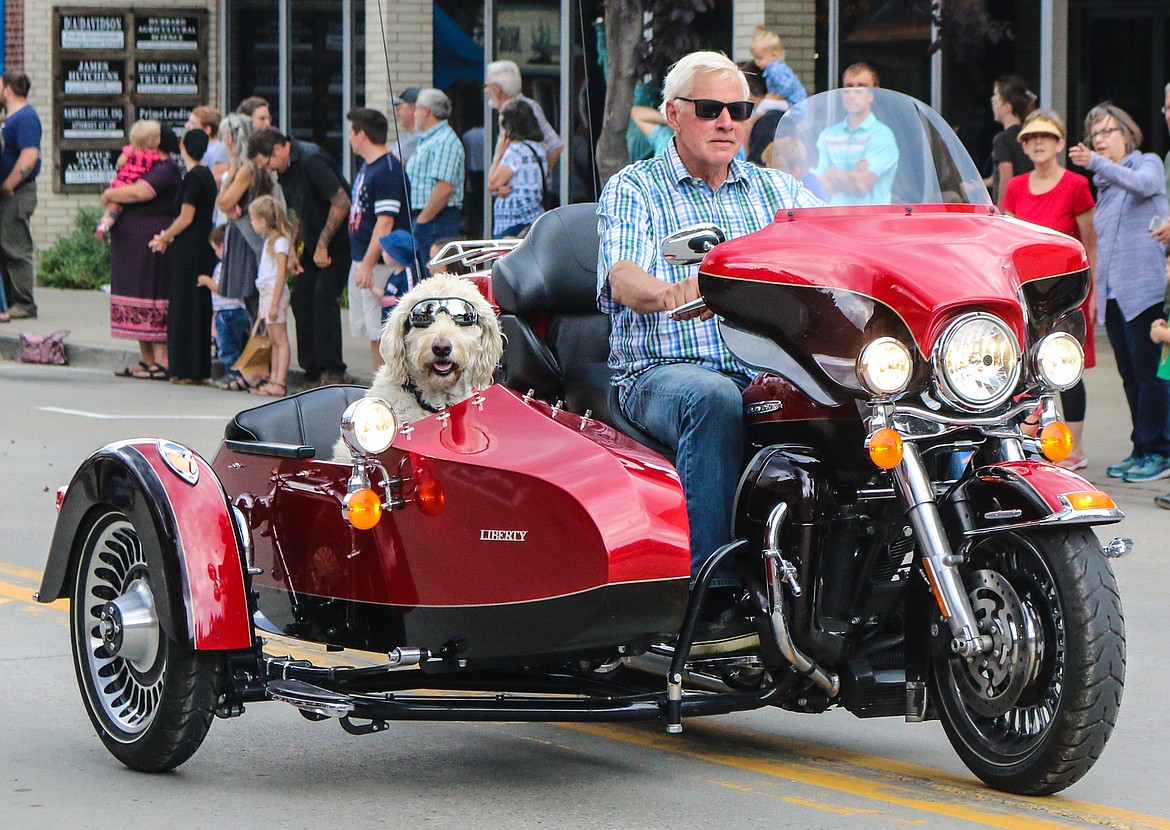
[663,277,713,321]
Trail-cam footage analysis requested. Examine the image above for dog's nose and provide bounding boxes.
[432,339,452,358]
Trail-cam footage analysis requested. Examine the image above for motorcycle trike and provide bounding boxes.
[39,89,1128,795]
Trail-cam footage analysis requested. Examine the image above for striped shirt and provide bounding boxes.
[813,112,899,206]
[597,139,823,388]
[406,121,464,211]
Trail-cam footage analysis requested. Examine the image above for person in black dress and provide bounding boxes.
[149,129,218,383]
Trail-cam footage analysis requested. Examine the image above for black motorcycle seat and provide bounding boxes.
[225,384,368,459]
[563,362,677,462]
[492,203,601,314]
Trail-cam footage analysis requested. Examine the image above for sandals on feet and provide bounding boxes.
[146,363,169,380]
[249,381,286,397]
[115,361,153,379]
[212,374,251,391]
[1057,456,1088,471]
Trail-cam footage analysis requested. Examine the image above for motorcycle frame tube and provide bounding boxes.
[39,441,252,651]
[891,442,990,657]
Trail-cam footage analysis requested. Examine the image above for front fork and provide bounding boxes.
[892,441,996,657]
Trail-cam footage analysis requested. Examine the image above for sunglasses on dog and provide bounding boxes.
[408,297,480,328]
[675,97,754,122]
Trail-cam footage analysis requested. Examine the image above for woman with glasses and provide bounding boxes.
[1069,103,1170,483]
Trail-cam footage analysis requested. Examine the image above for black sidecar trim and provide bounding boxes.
[252,576,691,663]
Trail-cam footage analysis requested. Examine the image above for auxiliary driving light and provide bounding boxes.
[344,487,383,530]
[867,427,904,469]
[858,337,913,396]
[1039,421,1073,462]
[1034,332,1084,390]
[340,397,398,457]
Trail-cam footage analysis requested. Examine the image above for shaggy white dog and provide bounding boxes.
[334,273,503,460]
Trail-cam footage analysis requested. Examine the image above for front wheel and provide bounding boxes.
[70,508,218,772]
[931,528,1124,795]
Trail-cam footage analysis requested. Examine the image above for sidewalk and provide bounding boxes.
[0,287,376,388]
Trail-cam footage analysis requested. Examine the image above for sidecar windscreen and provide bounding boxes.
[771,88,992,208]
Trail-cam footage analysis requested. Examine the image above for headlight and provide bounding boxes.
[857,337,913,396]
[340,397,398,457]
[1034,332,1084,390]
[933,314,1021,410]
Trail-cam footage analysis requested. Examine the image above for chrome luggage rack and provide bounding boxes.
[428,238,521,274]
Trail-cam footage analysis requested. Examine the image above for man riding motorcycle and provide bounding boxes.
[597,52,823,650]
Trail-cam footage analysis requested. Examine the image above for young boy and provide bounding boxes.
[378,229,417,327]
[750,24,807,109]
[197,224,253,390]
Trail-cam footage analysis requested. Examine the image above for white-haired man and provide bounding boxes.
[484,59,563,171]
[597,51,823,652]
[406,88,464,277]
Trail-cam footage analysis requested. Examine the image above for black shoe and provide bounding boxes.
[1155,493,1170,510]
[690,596,760,657]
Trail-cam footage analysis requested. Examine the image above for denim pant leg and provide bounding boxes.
[1122,301,1170,456]
[621,364,747,586]
[412,207,461,278]
[215,307,252,372]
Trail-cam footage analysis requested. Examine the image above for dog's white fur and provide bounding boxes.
[333,273,503,460]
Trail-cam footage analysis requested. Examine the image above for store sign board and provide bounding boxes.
[62,59,125,95]
[60,15,125,50]
[61,149,120,186]
[137,106,190,132]
[136,61,199,95]
[135,16,199,50]
[61,106,125,139]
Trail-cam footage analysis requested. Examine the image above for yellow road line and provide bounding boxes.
[565,722,1170,830]
[3,566,1165,828]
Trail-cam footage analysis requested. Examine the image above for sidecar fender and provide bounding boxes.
[38,440,252,651]
[949,460,1124,537]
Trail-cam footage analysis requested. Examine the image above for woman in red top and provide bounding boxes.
[1004,109,1098,469]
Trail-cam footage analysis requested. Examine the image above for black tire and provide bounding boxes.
[70,509,217,772]
[931,527,1124,795]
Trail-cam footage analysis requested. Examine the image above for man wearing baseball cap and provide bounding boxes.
[390,87,421,164]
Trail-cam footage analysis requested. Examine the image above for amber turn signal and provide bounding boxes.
[344,487,383,530]
[1039,421,1073,462]
[867,427,904,469]
[1064,490,1116,511]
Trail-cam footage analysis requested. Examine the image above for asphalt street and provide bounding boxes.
[0,302,1168,828]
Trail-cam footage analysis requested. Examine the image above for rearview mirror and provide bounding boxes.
[660,223,727,266]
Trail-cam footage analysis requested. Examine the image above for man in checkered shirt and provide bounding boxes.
[597,52,822,648]
[406,88,465,277]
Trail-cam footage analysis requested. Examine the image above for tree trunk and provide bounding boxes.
[596,0,643,185]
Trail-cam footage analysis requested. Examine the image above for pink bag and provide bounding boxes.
[18,330,70,365]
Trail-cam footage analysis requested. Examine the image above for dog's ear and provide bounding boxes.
[379,304,411,387]
[469,298,504,389]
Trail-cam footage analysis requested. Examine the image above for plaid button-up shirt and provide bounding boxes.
[597,139,823,388]
[406,120,464,211]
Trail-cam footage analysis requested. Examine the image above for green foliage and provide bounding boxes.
[39,205,111,290]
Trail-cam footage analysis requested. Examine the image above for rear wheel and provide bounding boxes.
[70,509,217,772]
[931,528,1124,795]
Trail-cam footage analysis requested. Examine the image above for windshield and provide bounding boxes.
[769,87,991,208]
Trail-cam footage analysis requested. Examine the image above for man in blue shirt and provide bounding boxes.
[0,71,42,321]
[405,89,464,277]
[346,107,411,370]
[597,52,823,652]
[813,63,899,206]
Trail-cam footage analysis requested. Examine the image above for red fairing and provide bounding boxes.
[986,460,1100,513]
[702,204,1088,354]
[139,445,251,650]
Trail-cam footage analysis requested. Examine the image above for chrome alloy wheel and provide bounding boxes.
[78,516,167,738]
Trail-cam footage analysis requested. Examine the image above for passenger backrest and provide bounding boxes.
[491,204,611,397]
[225,385,368,459]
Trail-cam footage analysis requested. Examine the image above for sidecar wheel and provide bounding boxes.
[931,528,1124,795]
[70,509,217,772]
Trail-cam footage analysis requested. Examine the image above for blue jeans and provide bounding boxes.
[1104,299,1170,456]
[411,206,462,278]
[620,363,749,587]
[214,307,252,374]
